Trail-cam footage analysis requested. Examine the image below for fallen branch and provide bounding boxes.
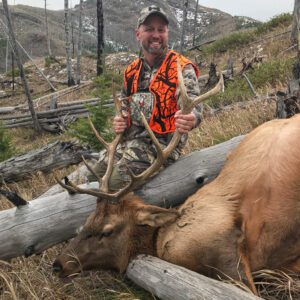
[0,141,91,183]
[127,255,262,300]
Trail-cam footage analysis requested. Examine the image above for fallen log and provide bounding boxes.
[0,140,91,183]
[127,255,262,300]
[0,135,244,260]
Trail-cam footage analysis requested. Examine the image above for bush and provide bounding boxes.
[68,71,126,150]
[207,57,294,107]
[44,56,58,68]
[0,123,15,162]
[255,13,293,35]
[68,100,114,151]
[92,70,123,100]
[204,13,292,55]
[205,31,256,54]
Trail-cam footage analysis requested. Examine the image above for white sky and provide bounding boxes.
[6,0,295,21]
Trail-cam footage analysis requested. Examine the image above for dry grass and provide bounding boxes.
[185,99,276,153]
[1,103,300,299]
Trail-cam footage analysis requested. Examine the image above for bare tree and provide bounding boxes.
[64,0,75,86]
[2,0,41,133]
[96,0,104,76]
[292,0,300,43]
[179,0,189,53]
[192,0,199,47]
[44,0,52,57]
[76,0,83,84]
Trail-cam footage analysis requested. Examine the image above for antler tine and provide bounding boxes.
[130,59,225,189]
[54,174,134,203]
[85,80,124,193]
[176,59,224,114]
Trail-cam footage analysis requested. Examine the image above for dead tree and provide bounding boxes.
[2,0,41,134]
[96,0,104,76]
[192,0,199,47]
[44,0,52,58]
[291,0,300,43]
[179,0,189,53]
[76,0,83,84]
[64,0,75,86]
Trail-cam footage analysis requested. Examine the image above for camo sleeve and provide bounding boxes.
[182,64,202,128]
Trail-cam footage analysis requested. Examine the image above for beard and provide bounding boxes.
[140,39,168,56]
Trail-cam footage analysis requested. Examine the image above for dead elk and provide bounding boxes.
[53,64,300,293]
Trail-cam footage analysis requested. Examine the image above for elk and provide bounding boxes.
[53,62,300,294]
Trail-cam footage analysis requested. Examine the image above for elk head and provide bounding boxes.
[53,62,224,277]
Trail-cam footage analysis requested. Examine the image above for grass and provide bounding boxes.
[204,13,293,55]
[205,57,294,108]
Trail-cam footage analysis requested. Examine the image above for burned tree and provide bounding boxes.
[64,0,75,86]
[2,0,41,133]
[96,0,104,76]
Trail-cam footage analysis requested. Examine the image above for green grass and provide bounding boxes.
[206,57,294,107]
[204,13,292,55]
[0,122,15,162]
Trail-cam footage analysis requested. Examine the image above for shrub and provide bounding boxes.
[255,13,293,35]
[0,123,15,162]
[205,31,256,54]
[68,71,122,150]
[44,56,58,68]
[206,57,294,107]
[68,100,114,151]
[204,13,292,55]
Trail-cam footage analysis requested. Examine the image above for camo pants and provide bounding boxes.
[87,138,178,191]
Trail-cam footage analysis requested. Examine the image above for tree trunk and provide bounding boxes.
[0,18,56,92]
[192,0,199,46]
[2,0,41,134]
[0,141,92,183]
[44,0,52,57]
[179,0,189,53]
[64,0,75,86]
[0,135,244,260]
[96,0,104,76]
[291,0,300,43]
[76,0,83,84]
[127,255,262,300]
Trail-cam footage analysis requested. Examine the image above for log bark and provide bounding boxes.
[127,255,262,300]
[0,135,244,260]
[0,141,91,183]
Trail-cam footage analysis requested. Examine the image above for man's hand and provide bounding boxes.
[113,115,127,134]
[174,110,196,134]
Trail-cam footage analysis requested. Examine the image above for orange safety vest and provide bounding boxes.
[124,50,199,134]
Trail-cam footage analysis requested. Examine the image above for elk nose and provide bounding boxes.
[52,260,62,273]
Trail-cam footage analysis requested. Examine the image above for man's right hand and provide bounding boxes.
[113,115,127,133]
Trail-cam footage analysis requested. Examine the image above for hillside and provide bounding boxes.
[0,0,259,72]
[0,9,298,300]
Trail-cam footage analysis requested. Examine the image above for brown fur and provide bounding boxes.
[54,115,300,290]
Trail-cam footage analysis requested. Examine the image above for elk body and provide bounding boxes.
[53,64,300,291]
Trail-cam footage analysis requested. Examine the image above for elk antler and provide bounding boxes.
[127,60,224,186]
[56,61,224,201]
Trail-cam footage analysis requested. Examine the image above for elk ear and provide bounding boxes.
[135,206,179,227]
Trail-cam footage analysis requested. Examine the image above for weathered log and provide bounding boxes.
[0,140,91,183]
[0,135,244,260]
[127,255,262,300]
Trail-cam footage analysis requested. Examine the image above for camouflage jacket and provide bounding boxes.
[120,50,202,160]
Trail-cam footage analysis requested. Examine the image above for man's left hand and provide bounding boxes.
[174,110,196,134]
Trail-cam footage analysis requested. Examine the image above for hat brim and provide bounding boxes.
[138,11,169,27]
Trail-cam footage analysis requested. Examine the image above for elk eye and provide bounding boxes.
[85,234,93,239]
[102,229,113,238]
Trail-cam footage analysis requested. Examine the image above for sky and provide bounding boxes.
[6,0,295,22]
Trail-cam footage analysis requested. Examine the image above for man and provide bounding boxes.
[91,5,202,190]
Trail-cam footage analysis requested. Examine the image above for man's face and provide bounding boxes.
[136,15,169,56]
